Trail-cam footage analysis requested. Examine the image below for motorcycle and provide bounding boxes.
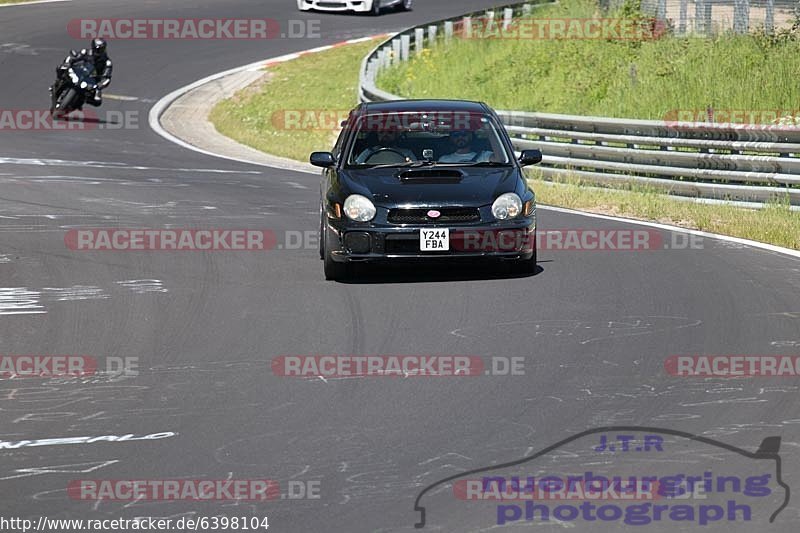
[50,58,97,118]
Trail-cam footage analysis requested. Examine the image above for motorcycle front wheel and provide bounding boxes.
[53,88,78,118]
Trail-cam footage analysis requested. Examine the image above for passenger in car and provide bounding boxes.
[439,130,493,163]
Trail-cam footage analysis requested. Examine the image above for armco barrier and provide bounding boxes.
[358,1,800,205]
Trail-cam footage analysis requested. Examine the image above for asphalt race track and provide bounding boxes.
[1,1,800,532]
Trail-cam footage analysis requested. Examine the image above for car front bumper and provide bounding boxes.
[325,219,536,263]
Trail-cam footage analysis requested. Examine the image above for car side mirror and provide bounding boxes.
[519,149,542,166]
[310,152,336,168]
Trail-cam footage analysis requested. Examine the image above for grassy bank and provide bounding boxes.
[378,0,800,120]
[210,40,377,162]
[528,172,800,249]
[209,28,799,250]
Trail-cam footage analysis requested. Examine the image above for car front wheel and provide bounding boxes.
[370,0,381,16]
[513,250,537,275]
[401,0,412,11]
[319,205,325,260]
[323,228,350,281]
[508,234,537,275]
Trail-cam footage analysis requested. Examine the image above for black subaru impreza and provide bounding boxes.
[312,99,542,280]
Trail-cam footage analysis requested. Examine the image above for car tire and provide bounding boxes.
[370,0,381,16]
[507,231,537,275]
[400,0,412,11]
[513,250,537,275]
[323,230,350,281]
[319,206,325,260]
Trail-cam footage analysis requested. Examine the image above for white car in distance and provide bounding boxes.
[297,0,412,16]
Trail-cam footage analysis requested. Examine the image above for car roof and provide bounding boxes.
[360,99,491,114]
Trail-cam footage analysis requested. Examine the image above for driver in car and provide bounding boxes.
[439,130,493,163]
[355,128,416,164]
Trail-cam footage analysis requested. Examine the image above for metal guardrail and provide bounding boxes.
[358,1,800,205]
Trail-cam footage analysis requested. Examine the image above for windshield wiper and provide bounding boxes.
[458,161,512,167]
[368,160,436,170]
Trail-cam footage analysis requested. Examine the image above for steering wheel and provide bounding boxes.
[363,148,409,164]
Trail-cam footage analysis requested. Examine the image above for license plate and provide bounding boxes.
[420,228,449,251]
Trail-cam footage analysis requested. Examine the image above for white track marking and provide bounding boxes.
[0,0,71,8]
[0,156,261,174]
[539,205,800,259]
[148,35,394,168]
[0,287,45,315]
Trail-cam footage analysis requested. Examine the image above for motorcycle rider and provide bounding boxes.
[51,38,113,108]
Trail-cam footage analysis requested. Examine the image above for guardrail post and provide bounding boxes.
[462,16,473,38]
[485,10,496,33]
[380,46,391,69]
[679,0,687,34]
[444,21,454,42]
[656,0,667,21]
[400,35,411,61]
[766,0,775,35]
[428,25,438,47]
[415,28,424,54]
[735,0,750,34]
[695,0,705,34]
[503,8,514,30]
[391,39,401,66]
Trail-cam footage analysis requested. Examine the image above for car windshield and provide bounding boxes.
[345,111,512,167]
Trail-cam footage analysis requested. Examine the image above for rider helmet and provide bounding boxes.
[90,38,107,56]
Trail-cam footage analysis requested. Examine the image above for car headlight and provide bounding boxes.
[492,193,523,220]
[343,194,376,222]
[69,71,79,84]
[80,81,88,89]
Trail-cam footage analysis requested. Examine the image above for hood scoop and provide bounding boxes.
[398,168,464,183]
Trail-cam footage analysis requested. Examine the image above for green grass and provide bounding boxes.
[210,40,378,162]
[0,0,38,4]
[528,172,800,250]
[377,0,800,121]
[209,26,800,250]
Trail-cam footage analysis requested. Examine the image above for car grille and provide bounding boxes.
[387,207,480,225]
